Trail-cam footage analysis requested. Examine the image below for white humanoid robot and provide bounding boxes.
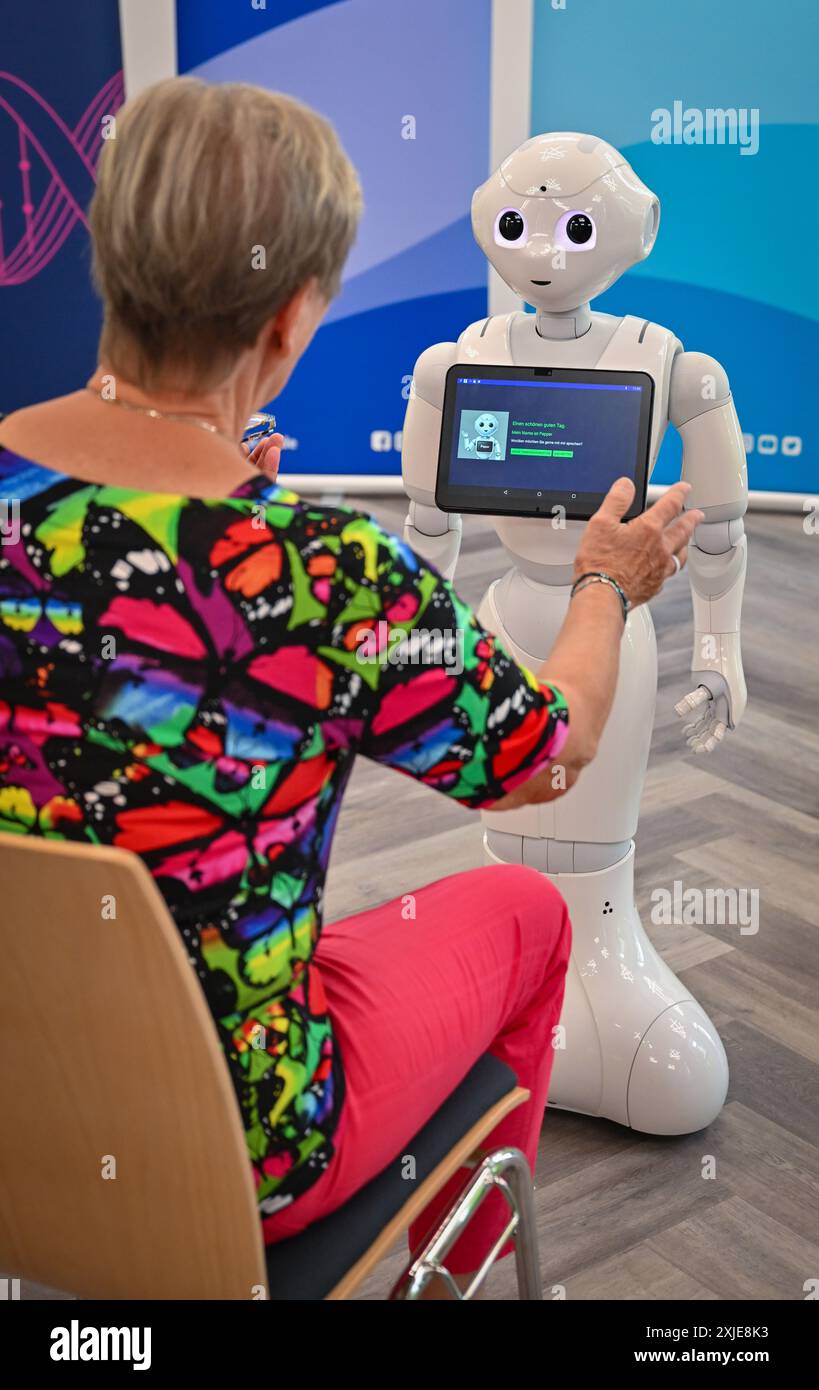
[401,133,748,1134]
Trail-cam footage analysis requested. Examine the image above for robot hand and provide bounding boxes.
[674,667,746,754]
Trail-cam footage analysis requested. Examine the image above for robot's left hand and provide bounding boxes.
[674,669,745,754]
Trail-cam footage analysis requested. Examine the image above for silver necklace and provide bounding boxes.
[85,384,237,445]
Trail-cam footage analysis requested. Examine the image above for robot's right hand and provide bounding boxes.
[674,660,747,752]
[675,682,729,753]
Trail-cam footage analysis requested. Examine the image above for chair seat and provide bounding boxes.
[264,1053,518,1299]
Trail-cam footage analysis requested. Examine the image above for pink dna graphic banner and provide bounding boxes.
[0,1,124,411]
[0,71,124,288]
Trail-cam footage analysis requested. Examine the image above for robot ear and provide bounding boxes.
[471,183,486,245]
[471,173,499,251]
[641,198,660,257]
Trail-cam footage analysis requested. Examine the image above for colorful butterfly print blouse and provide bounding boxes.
[0,448,569,1226]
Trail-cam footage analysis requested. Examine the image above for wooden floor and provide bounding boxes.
[324,499,819,1301]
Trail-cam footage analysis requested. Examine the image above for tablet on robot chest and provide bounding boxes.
[436,364,654,522]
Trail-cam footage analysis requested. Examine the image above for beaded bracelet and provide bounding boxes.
[570,571,631,624]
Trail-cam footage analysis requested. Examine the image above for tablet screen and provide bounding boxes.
[435,365,653,521]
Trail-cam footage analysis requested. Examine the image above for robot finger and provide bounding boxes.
[675,687,711,718]
[686,718,715,750]
[687,718,715,749]
[692,719,728,754]
[683,712,711,739]
[697,720,724,752]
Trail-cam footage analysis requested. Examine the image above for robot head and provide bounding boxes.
[471,132,660,313]
[474,413,499,436]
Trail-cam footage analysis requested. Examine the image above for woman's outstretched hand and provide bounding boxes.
[489,479,706,812]
[573,477,705,609]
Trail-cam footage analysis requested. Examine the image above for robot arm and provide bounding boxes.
[669,351,748,750]
[402,342,462,581]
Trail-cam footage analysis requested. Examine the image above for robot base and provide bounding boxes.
[483,836,729,1135]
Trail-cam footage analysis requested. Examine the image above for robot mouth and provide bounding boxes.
[530,279,551,286]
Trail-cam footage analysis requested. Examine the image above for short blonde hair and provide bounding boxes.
[90,77,362,386]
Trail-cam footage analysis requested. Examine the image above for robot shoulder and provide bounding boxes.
[411,341,459,408]
[669,350,732,426]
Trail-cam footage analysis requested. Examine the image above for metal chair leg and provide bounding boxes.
[389,1145,542,1301]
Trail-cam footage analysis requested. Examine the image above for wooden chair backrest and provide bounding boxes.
[0,833,267,1299]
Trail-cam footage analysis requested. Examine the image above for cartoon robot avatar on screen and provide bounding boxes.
[461,412,505,459]
[401,133,748,1135]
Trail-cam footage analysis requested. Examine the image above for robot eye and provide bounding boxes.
[495,208,527,246]
[554,210,597,251]
[567,214,593,244]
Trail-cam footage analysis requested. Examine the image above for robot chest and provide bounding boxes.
[457,312,677,472]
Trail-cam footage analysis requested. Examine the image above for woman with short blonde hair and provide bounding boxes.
[0,77,698,1297]
[90,78,361,389]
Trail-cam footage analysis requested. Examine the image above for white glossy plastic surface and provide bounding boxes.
[401,132,747,1135]
[628,1002,729,1135]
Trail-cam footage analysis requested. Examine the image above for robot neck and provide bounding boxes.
[535,303,592,340]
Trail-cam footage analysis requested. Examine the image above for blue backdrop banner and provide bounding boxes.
[531,0,817,494]
[177,0,492,478]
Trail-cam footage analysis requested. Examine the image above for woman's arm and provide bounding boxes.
[488,477,704,810]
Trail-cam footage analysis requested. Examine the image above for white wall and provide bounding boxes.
[118,0,177,98]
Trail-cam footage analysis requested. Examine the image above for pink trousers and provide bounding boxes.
[262,864,571,1274]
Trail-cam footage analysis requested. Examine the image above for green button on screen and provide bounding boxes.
[508,446,574,457]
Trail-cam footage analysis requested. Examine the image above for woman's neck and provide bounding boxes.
[87,363,256,444]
